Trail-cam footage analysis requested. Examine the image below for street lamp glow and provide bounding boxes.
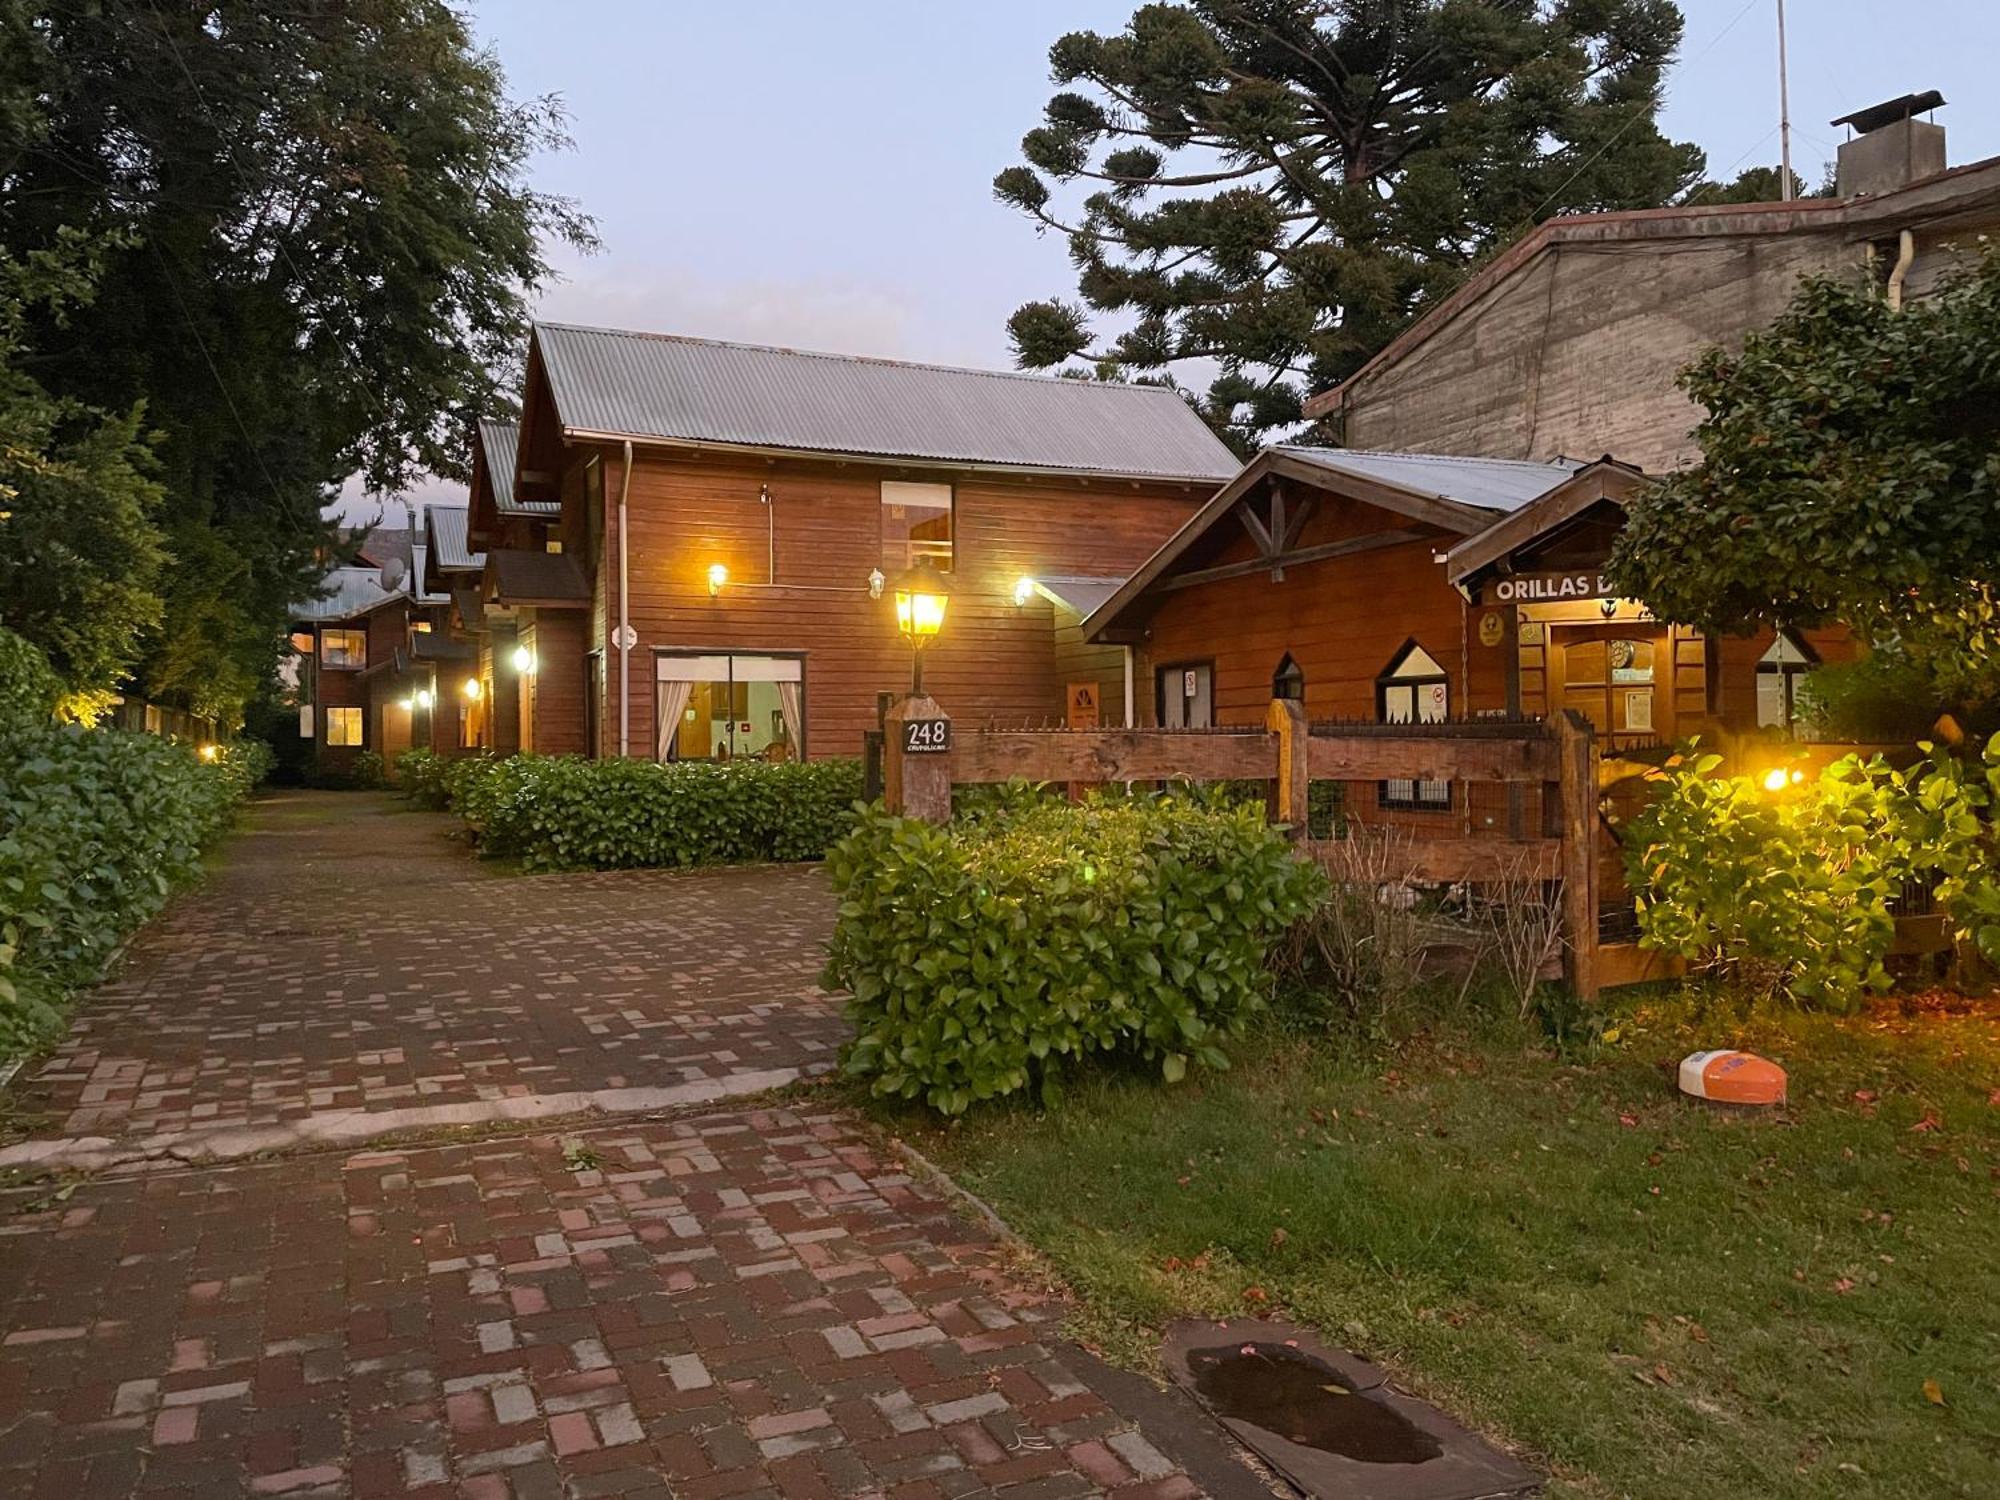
[707,562,729,597]
[1012,576,1037,607]
[892,558,950,695]
[1761,767,1789,793]
[462,677,482,700]
[397,696,415,712]
[416,688,433,709]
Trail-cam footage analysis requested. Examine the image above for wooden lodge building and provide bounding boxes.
[444,324,1239,765]
[1079,446,1855,776]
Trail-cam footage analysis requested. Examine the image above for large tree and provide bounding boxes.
[0,0,593,723]
[1607,248,2000,719]
[996,0,1707,449]
[0,228,167,721]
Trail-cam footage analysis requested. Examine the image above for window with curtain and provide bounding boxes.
[656,654,804,761]
[1378,642,1449,809]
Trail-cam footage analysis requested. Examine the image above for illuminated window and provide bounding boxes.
[412,619,432,633]
[1757,630,1818,730]
[1378,641,1449,809]
[325,707,363,746]
[545,537,564,554]
[881,481,953,571]
[320,629,366,669]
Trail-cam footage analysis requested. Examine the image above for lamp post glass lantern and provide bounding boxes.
[892,558,950,694]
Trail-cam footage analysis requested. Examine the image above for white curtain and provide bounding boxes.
[776,680,803,755]
[655,679,693,761]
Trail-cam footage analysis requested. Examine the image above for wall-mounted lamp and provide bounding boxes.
[1013,576,1038,607]
[707,562,729,597]
[397,696,415,712]
[416,688,434,709]
[462,677,482,701]
[867,568,885,600]
[511,645,536,674]
[198,743,220,762]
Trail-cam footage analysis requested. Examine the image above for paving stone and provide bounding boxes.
[0,795,1237,1500]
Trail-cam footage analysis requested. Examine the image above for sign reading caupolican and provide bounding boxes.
[1490,571,1615,603]
[901,717,951,754]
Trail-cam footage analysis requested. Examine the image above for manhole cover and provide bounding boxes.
[1163,1320,1539,1500]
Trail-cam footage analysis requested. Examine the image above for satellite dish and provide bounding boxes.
[379,556,408,591]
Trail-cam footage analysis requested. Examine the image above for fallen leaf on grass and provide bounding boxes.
[1924,1379,1946,1406]
[1831,1277,1857,1295]
[1910,1113,1942,1133]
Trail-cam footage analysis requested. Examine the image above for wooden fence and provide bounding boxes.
[881,694,1603,1000]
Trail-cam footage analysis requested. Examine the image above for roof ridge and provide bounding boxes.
[532,321,1189,399]
[1279,444,1578,470]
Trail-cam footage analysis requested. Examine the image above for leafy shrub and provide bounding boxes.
[1623,742,1992,1010]
[1,724,257,1059]
[825,797,1325,1114]
[441,754,862,871]
[394,747,453,808]
[347,749,387,789]
[0,627,61,734]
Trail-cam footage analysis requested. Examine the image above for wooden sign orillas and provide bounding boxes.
[1487,570,1614,604]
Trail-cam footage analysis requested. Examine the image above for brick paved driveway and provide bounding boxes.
[12,793,845,1152]
[1,793,1262,1498]
[2,1108,1251,1499]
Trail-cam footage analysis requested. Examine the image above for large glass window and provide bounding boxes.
[325,706,363,746]
[1378,642,1449,809]
[881,481,953,571]
[1757,630,1818,731]
[320,629,366,669]
[656,654,804,762]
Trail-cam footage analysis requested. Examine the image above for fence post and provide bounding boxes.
[1266,697,1309,842]
[884,694,953,823]
[1553,710,1600,1002]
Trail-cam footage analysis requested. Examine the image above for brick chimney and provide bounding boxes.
[1833,91,1947,197]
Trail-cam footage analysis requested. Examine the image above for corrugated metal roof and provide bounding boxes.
[491,548,589,605]
[1270,447,1584,515]
[293,567,404,622]
[1034,575,1126,617]
[533,322,1241,481]
[425,504,484,573]
[478,417,557,515]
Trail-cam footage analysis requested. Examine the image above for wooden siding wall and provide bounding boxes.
[568,447,1201,759]
[1050,606,1129,727]
[1135,495,1480,728]
[520,610,589,756]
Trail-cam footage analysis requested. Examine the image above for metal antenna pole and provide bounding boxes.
[1777,0,1795,200]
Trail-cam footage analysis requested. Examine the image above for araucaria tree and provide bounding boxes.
[996,1,1704,448]
[0,0,593,723]
[1608,248,2000,719]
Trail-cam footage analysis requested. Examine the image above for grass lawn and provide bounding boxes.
[890,989,2000,1499]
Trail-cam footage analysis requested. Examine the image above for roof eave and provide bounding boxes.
[556,426,1235,488]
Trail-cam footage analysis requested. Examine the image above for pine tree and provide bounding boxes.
[996,1,1706,449]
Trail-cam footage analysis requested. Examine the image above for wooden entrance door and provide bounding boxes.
[1551,624,1667,751]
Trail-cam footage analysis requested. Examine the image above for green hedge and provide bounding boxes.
[824,797,1325,1114]
[406,752,864,872]
[1,724,265,1060]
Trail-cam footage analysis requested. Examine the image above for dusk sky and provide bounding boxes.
[347,0,2000,520]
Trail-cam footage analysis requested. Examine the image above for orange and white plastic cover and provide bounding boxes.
[1678,1049,1788,1106]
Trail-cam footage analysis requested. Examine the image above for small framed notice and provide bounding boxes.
[1624,689,1654,734]
[901,717,951,755]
